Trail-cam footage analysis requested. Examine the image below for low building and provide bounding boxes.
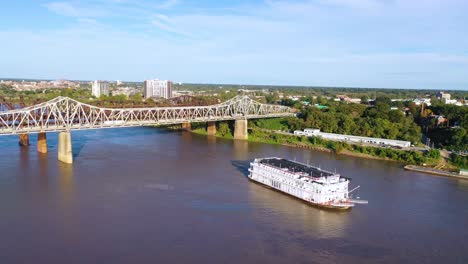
[238,89,261,93]
[335,95,361,104]
[172,90,194,97]
[413,98,431,106]
[349,98,362,104]
[294,128,411,148]
[293,130,308,136]
[314,104,328,109]
[436,91,451,101]
[445,99,463,106]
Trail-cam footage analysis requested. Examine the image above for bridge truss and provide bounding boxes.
[0,95,294,135]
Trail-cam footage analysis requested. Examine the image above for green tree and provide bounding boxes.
[426,149,441,159]
[388,110,405,123]
[129,94,142,101]
[218,122,232,137]
[265,92,279,104]
[360,95,369,104]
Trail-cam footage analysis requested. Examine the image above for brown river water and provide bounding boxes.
[0,127,467,264]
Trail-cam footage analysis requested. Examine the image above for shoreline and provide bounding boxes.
[259,141,399,162]
[188,128,400,162]
[404,165,468,180]
[252,137,467,180]
[337,149,397,162]
[185,128,468,180]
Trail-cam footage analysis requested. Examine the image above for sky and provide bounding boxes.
[0,0,467,90]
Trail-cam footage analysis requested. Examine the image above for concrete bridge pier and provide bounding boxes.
[18,134,30,146]
[207,121,217,136]
[58,131,73,164]
[37,132,48,153]
[234,119,248,140]
[182,122,191,131]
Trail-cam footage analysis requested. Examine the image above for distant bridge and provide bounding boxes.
[0,95,294,163]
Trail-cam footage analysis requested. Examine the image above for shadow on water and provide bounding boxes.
[71,136,88,159]
[72,131,96,159]
[18,145,30,169]
[231,160,251,178]
[37,152,50,192]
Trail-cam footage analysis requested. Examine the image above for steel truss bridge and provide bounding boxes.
[0,95,294,135]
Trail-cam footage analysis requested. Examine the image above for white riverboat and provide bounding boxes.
[248,157,367,210]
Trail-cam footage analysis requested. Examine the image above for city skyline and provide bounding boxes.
[1,0,467,90]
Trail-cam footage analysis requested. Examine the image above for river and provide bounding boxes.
[0,127,467,263]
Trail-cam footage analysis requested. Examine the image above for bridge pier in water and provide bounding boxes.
[58,131,73,164]
[207,121,217,136]
[0,95,292,157]
[234,119,248,140]
[18,134,30,146]
[182,122,191,131]
[37,132,48,153]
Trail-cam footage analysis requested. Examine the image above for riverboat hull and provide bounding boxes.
[248,178,354,210]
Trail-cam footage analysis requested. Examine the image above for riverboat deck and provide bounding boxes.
[259,158,337,178]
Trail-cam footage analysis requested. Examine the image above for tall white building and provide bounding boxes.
[92,81,109,97]
[143,79,173,99]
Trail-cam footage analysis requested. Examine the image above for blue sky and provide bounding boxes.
[0,0,467,89]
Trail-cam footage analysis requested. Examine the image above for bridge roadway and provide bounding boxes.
[0,95,294,164]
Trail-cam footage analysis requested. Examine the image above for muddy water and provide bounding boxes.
[0,127,467,263]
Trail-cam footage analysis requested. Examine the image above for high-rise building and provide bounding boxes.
[92,81,109,97]
[143,79,173,99]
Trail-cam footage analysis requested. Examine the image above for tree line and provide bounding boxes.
[282,96,422,144]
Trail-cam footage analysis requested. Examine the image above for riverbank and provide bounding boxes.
[188,126,435,164]
[187,126,468,179]
[404,165,468,180]
[249,128,442,165]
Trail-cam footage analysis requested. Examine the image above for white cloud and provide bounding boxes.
[157,0,178,9]
[319,0,383,10]
[151,20,178,34]
[153,14,171,23]
[150,14,193,37]
[44,2,106,17]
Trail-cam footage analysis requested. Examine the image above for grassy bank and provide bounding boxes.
[450,153,468,169]
[191,121,234,139]
[248,128,440,165]
[189,121,441,166]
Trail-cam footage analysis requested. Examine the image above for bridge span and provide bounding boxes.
[0,95,294,163]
